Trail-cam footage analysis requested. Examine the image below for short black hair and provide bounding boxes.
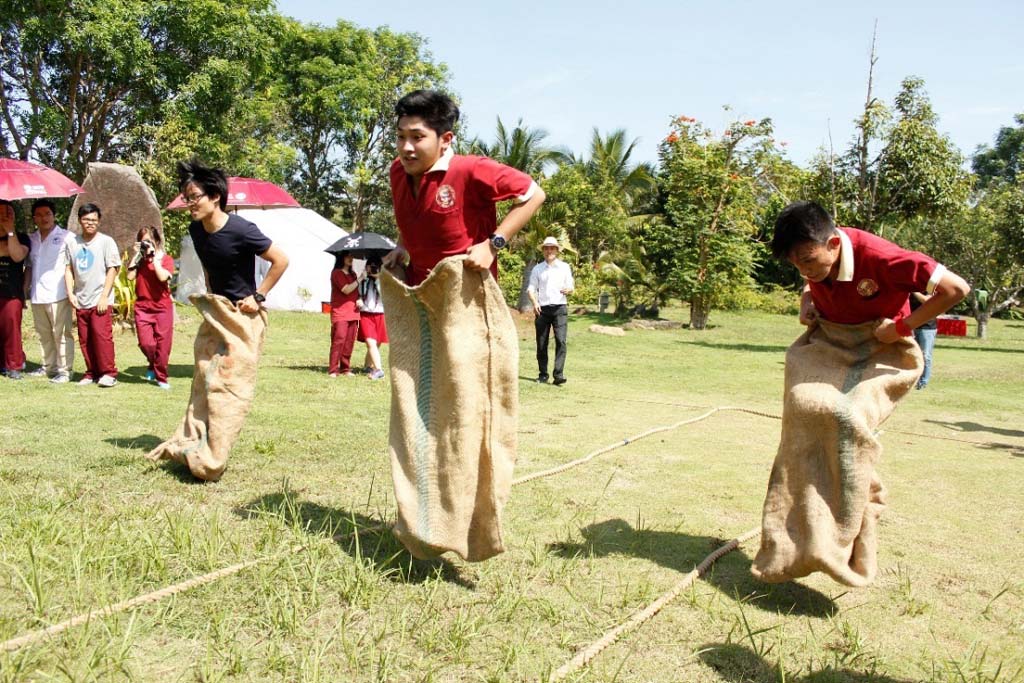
[395,90,460,135]
[31,198,56,214]
[176,158,229,211]
[770,201,837,260]
[78,203,102,219]
[0,199,14,209]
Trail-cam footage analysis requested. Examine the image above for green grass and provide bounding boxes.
[1,305,1022,682]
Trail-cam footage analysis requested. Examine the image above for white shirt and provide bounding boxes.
[528,258,574,306]
[28,225,72,303]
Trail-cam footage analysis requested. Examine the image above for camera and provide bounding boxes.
[140,239,154,254]
[367,263,380,275]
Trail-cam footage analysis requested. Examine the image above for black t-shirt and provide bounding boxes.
[0,233,31,300]
[189,214,272,302]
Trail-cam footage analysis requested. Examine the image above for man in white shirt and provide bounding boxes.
[527,236,574,385]
[26,199,75,383]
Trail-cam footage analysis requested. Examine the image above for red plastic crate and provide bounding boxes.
[936,315,967,336]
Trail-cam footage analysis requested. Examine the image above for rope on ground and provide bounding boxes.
[0,524,389,654]
[513,406,781,486]
[547,526,762,682]
[0,405,780,655]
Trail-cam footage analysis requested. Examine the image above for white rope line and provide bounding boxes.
[548,527,763,682]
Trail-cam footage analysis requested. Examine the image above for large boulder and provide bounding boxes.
[69,162,163,255]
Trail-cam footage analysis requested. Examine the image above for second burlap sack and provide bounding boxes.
[145,294,267,482]
[751,318,923,587]
[381,256,518,562]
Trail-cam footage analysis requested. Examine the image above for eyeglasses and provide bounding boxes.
[183,193,206,204]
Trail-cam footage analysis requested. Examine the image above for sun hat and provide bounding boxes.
[540,236,560,249]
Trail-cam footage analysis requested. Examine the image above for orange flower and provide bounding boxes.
[729,173,740,180]
[665,132,679,144]
[744,119,756,126]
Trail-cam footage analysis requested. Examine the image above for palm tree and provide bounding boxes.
[586,128,657,209]
[485,117,571,175]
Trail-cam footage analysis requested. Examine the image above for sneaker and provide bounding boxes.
[27,367,48,378]
[341,371,353,377]
[553,377,567,386]
[328,372,339,378]
[369,369,385,380]
[78,377,95,385]
[156,381,171,390]
[7,370,22,380]
[50,374,70,384]
[145,369,156,382]
[97,375,118,388]
[537,375,549,384]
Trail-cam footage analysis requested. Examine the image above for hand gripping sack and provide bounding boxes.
[381,257,518,562]
[751,319,923,587]
[145,295,267,482]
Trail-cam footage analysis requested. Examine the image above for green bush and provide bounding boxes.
[497,250,524,307]
[568,259,602,309]
[718,284,800,315]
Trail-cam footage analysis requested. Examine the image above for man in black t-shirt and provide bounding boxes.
[144,161,289,482]
[0,200,30,379]
[180,163,288,307]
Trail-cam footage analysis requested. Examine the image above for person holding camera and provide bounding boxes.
[127,226,175,389]
[358,256,388,380]
[0,200,30,380]
[329,251,362,377]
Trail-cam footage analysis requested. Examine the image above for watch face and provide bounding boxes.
[491,234,507,249]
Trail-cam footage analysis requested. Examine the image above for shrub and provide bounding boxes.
[718,284,800,315]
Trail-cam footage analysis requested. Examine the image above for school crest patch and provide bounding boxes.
[435,184,456,209]
[856,278,879,297]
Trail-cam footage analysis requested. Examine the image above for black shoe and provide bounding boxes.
[553,376,566,386]
[537,375,549,384]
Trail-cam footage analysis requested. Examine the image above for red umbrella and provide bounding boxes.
[0,158,83,200]
[166,176,300,210]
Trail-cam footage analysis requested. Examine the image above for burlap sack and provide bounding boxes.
[381,256,518,562]
[145,295,267,482]
[751,318,923,587]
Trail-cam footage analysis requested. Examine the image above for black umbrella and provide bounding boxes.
[324,231,397,258]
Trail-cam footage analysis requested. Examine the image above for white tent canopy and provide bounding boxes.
[175,207,348,312]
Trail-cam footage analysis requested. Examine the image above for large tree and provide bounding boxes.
[655,114,777,329]
[275,21,447,228]
[972,113,1024,187]
[0,0,280,178]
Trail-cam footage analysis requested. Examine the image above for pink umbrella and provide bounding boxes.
[0,158,83,199]
[166,176,300,210]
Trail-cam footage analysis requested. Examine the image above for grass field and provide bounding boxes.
[1,304,1022,682]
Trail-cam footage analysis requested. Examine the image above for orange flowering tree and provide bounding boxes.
[652,113,778,329]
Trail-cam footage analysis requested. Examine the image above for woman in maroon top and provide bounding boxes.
[329,251,363,376]
[127,226,175,389]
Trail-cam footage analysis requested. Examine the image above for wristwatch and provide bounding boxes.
[489,234,508,251]
[253,292,266,304]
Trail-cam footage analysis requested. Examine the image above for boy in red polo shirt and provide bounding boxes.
[383,90,546,283]
[772,201,969,337]
[752,201,970,587]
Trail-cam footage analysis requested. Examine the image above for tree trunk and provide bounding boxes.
[976,311,989,339]
[517,257,537,312]
[690,295,710,330]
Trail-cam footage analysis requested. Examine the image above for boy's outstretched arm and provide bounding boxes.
[875,269,971,343]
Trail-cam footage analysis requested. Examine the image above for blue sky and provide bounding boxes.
[277,0,1022,167]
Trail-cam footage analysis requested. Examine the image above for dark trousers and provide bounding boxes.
[135,304,174,382]
[329,318,359,374]
[76,306,117,380]
[0,296,25,371]
[535,304,568,379]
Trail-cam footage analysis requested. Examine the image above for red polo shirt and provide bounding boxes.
[390,149,534,285]
[808,227,945,324]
